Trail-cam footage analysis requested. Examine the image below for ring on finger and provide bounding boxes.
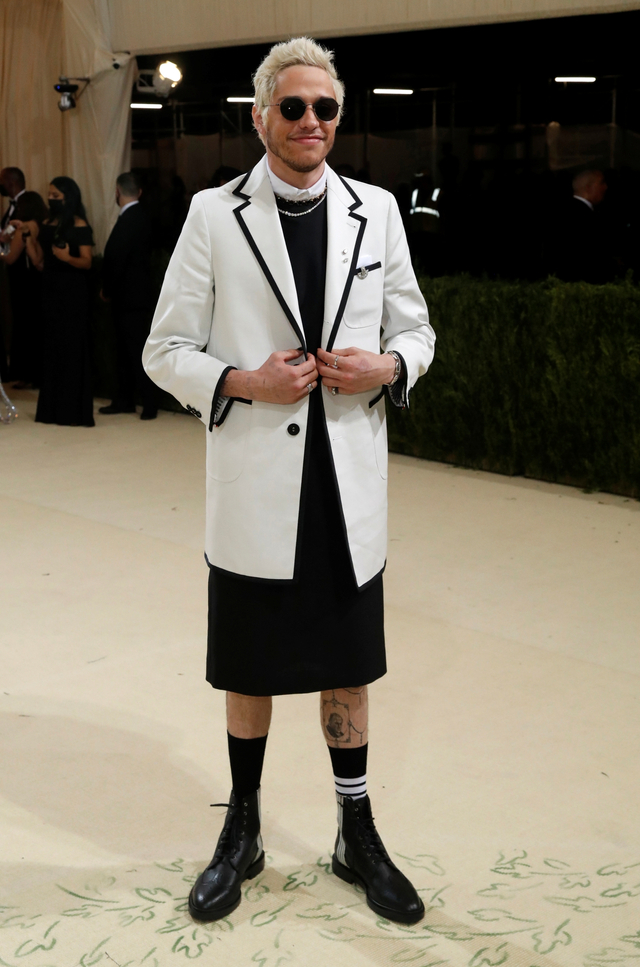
[333,355,339,369]
[331,386,338,396]
[307,383,313,395]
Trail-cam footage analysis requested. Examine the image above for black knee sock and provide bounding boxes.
[227,732,268,800]
[328,743,368,800]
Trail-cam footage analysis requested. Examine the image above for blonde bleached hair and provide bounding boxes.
[253,36,345,125]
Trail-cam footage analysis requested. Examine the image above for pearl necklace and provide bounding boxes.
[276,188,327,217]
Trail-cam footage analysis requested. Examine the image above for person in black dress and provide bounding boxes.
[25,177,95,427]
[0,191,48,388]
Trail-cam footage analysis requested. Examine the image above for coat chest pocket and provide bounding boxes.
[343,262,383,329]
[206,399,251,482]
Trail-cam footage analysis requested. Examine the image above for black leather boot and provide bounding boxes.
[189,789,265,921]
[332,793,425,924]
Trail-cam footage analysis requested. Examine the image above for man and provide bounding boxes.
[0,167,26,232]
[0,168,27,385]
[100,172,158,419]
[143,38,435,925]
[555,168,610,283]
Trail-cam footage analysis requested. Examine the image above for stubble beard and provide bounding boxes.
[265,128,335,174]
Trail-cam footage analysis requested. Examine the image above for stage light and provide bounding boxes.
[554,76,596,83]
[158,61,182,85]
[136,62,183,98]
[130,102,163,110]
[227,97,254,103]
[373,88,413,95]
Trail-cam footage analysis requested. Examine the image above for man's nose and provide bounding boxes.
[299,104,319,127]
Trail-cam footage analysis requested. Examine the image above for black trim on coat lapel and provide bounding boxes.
[326,176,367,354]
[323,175,382,590]
[232,169,307,355]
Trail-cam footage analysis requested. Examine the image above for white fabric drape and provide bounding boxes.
[61,0,136,251]
[109,0,640,54]
[0,0,135,252]
[0,0,66,204]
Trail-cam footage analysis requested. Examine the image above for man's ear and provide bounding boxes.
[252,104,266,144]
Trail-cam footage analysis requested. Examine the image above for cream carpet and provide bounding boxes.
[1,389,639,967]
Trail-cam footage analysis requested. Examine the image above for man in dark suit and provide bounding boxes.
[0,167,27,383]
[0,167,26,232]
[555,168,610,283]
[99,171,158,419]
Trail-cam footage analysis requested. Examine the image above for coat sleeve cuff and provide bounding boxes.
[209,366,237,430]
[387,352,409,409]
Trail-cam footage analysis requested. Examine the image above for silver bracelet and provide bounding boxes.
[385,351,402,387]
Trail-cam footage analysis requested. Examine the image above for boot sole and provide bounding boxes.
[188,851,265,922]
[332,855,425,925]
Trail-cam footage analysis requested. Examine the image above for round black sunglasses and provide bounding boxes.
[270,96,340,122]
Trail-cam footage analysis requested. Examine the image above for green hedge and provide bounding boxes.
[387,275,640,498]
[91,259,640,497]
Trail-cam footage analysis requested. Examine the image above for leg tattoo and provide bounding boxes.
[321,687,368,747]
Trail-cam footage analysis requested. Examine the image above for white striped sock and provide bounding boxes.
[334,773,367,800]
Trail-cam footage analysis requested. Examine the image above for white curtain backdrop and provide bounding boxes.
[0,0,66,205]
[61,0,136,251]
[0,0,135,252]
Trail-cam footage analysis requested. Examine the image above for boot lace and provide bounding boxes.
[354,804,391,863]
[209,802,243,865]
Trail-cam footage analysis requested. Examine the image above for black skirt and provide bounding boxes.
[206,392,386,696]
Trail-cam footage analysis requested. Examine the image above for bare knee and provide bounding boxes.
[226,692,272,738]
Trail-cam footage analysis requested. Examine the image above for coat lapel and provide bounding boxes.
[323,169,367,352]
[232,158,306,351]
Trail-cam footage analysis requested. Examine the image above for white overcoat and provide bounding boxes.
[143,157,435,586]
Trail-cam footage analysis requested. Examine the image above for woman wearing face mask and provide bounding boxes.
[26,176,95,427]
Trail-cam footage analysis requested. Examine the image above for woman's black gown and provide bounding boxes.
[35,223,94,427]
[206,194,386,696]
[7,247,43,385]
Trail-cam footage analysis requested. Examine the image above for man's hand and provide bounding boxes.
[223,349,319,404]
[317,346,395,396]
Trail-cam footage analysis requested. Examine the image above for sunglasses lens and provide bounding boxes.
[277,97,340,122]
[279,97,306,120]
[314,98,339,121]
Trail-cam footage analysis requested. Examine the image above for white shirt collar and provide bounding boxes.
[9,188,25,208]
[573,194,594,211]
[119,199,139,216]
[266,159,326,202]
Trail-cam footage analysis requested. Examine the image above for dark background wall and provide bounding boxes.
[128,10,640,282]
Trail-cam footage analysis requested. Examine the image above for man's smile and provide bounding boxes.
[290,135,325,144]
